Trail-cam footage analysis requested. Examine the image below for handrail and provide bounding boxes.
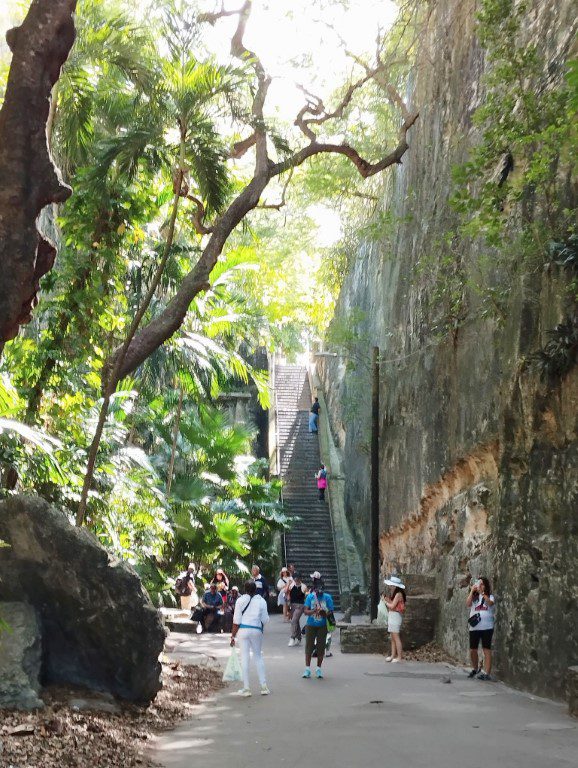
[273,358,288,569]
[307,358,343,601]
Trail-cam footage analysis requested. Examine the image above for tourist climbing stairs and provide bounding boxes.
[275,364,340,608]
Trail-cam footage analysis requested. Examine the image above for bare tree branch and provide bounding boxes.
[296,67,380,141]
[258,167,294,210]
[0,0,77,352]
[280,87,419,179]
[198,3,245,25]
[230,132,257,158]
[185,194,214,235]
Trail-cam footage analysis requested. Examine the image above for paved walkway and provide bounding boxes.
[153,615,577,768]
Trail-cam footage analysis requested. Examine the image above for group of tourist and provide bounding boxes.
[175,565,241,634]
[176,563,496,693]
[229,565,335,695]
[175,562,336,696]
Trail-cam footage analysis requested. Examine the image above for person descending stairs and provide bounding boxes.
[275,364,340,607]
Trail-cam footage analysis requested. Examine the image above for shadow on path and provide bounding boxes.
[153,615,577,768]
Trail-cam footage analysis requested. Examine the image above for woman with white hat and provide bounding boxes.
[383,575,406,663]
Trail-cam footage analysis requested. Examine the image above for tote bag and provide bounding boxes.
[222,647,243,682]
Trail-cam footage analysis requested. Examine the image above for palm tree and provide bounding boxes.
[75,7,246,524]
[25,0,243,424]
[23,0,156,421]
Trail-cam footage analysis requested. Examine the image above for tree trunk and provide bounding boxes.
[0,0,77,352]
[166,385,184,496]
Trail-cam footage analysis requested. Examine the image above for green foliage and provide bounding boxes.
[1,0,426,601]
[412,2,578,333]
[530,316,578,382]
[549,235,578,270]
[451,2,576,252]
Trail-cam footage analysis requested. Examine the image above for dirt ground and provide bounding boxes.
[0,662,223,768]
[399,641,461,664]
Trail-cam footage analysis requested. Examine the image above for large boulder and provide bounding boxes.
[0,495,165,703]
[0,602,43,709]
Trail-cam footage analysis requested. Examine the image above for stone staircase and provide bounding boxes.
[276,364,340,607]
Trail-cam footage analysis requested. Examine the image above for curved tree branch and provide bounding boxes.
[185,193,214,235]
[0,0,77,352]
[230,132,257,158]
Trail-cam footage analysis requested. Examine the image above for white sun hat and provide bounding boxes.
[384,575,405,589]
[310,571,322,580]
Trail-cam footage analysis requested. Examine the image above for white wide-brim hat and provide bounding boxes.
[384,575,405,589]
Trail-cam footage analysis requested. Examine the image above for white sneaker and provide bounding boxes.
[236,688,252,697]
[288,638,295,647]
[260,685,270,695]
[391,658,400,663]
[196,623,203,634]
[385,656,393,662]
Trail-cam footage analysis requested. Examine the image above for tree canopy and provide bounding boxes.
[0,0,420,591]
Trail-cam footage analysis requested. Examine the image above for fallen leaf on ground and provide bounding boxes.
[0,662,223,767]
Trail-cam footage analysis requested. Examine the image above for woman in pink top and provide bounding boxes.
[384,575,407,663]
[316,464,328,501]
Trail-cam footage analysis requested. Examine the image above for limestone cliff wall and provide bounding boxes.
[319,0,577,700]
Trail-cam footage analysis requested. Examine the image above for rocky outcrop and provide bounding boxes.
[318,0,577,701]
[0,495,166,703]
[0,602,43,709]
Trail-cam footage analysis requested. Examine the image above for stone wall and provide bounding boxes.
[318,0,577,700]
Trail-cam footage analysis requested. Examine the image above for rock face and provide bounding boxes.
[318,0,577,700]
[0,602,43,709]
[0,495,166,703]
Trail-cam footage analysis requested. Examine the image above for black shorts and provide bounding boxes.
[469,628,494,650]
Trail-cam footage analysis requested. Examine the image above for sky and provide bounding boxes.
[203,0,398,121]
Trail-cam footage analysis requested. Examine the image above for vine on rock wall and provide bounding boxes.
[423,0,577,347]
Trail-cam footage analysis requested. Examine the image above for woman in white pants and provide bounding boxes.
[230,580,270,696]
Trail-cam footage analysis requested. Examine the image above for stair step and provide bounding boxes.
[276,364,339,605]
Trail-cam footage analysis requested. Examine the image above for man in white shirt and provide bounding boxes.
[231,580,270,696]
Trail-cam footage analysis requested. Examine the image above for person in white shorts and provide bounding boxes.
[231,580,270,696]
[383,575,407,662]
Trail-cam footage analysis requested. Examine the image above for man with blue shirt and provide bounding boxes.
[201,582,224,632]
[302,575,334,679]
